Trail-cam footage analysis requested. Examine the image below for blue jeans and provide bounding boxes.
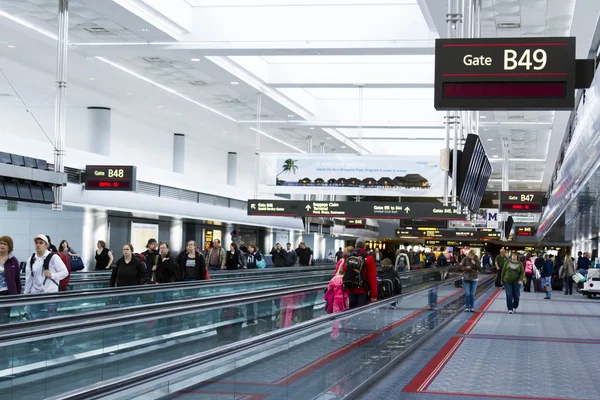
[428,287,438,307]
[504,283,520,311]
[463,279,478,309]
[542,277,552,298]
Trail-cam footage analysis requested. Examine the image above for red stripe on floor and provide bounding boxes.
[424,390,575,400]
[403,336,464,393]
[481,310,600,318]
[460,333,600,343]
[480,289,501,312]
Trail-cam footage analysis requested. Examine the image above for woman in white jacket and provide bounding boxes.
[25,234,68,319]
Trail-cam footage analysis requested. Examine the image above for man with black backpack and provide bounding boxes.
[342,238,378,309]
[24,234,69,319]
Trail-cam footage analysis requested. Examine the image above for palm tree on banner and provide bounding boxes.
[277,159,298,177]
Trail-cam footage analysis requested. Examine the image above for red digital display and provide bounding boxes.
[443,82,566,99]
[85,180,131,189]
[501,203,541,211]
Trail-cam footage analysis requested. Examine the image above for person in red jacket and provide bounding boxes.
[343,238,378,308]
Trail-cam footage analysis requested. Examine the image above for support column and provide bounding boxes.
[173,133,185,174]
[254,93,262,198]
[53,0,69,211]
[87,107,111,156]
[227,152,237,186]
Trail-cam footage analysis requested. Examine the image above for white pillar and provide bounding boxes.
[227,152,237,186]
[173,133,185,174]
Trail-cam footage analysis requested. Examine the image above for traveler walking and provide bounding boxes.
[94,240,114,270]
[342,238,378,309]
[284,243,298,267]
[179,240,207,281]
[495,249,508,287]
[141,238,159,275]
[206,239,226,271]
[542,254,554,299]
[502,252,525,314]
[0,236,21,323]
[561,252,576,295]
[524,254,534,292]
[270,243,286,267]
[459,250,481,312]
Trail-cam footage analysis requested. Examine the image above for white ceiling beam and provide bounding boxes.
[70,42,435,57]
[109,0,192,37]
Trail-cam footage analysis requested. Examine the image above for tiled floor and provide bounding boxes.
[384,288,600,400]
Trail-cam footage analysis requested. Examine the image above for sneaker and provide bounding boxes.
[464,308,470,312]
[470,308,476,312]
[389,305,396,310]
[508,310,513,314]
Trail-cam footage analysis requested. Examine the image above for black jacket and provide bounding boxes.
[270,248,286,267]
[226,250,245,270]
[178,251,207,280]
[110,257,150,287]
[141,249,159,275]
[154,252,181,283]
[284,250,297,267]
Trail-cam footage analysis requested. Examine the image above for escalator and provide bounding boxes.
[0,269,451,400]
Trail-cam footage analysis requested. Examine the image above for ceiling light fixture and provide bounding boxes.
[326,137,332,140]
[0,10,58,40]
[309,127,315,130]
[341,146,347,149]
[88,77,96,80]
[7,44,15,48]
[250,127,307,153]
[141,28,150,32]
[288,114,295,118]
[493,155,499,158]
[158,105,163,108]
[497,22,521,29]
[230,81,239,85]
[190,58,200,62]
[176,112,182,116]
[95,56,236,122]
[480,116,487,119]
[487,138,493,141]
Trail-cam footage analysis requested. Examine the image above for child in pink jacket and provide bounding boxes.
[324,269,348,338]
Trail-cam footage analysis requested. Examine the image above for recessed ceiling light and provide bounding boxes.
[341,145,347,149]
[176,112,182,116]
[491,148,496,150]
[141,28,150,32]
[480,116,487,119]
[493,155,499,158]
[126,92,133,96]
[222,131,227,134]
[230,81,239,85]
[190,58,200,62]
[497,22,521,29]
[235,136,239,139]
[326,137,332,140]
[487,138,493,141]
[309,127,315,130]
[7,45,15,48]
[157,105,163,108]
[88,77,95,81]
[288,114,294,118]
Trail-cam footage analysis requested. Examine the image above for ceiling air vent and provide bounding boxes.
[0,93,12,97]
[252,114,269,119]
[497,22,521,29]
[143,57,166,63]
[189,80,207,86]
[84,26,109,34]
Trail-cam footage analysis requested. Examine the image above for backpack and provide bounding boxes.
[437,255,448,267]
[377,268,401,300]
[30,252,71,291]
[426,253,435,267]
[343,250,366,290]
[397,255,407,271]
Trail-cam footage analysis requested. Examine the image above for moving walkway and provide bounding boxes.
[0,269,450,400]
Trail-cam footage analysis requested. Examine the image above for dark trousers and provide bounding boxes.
[504,283,520,311]
[564,276,573,294]
[524,273,533,292]
[495,269,503,287]
[208,265,220,271]
[348,293,369,309]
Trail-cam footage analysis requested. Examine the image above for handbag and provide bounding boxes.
[70,256,85,271]
[256,253,266,269]
[534,267,541,280]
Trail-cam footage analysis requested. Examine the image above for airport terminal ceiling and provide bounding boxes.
[1,0,597,195]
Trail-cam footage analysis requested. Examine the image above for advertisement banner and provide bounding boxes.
[263,154,445,197]
[486,209,499,229]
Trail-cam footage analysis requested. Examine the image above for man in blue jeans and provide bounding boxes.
[542,254,554,299]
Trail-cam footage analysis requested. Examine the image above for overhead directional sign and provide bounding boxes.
[396,228,501,240]
[248,200,466,220]
[500,191,545,212]
[435,37,576,110]
[516,226,537,237]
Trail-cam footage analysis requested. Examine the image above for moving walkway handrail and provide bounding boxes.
[0,282,330,341]
[5,266,444,304]
[0,268,449,339]
[2,270,335,304]
[52,275,461,400]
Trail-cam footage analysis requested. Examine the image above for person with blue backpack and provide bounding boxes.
[246,245,265,269]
